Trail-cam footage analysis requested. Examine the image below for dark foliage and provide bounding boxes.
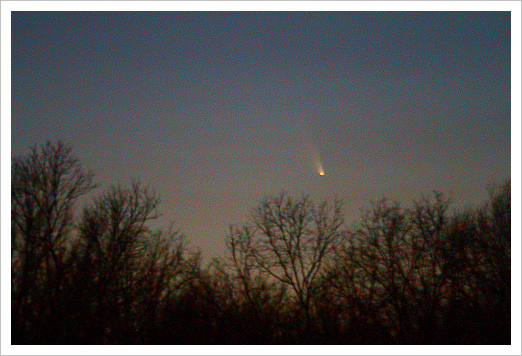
[11,142,510,345]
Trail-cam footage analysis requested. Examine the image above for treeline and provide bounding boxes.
[11,141,510,344]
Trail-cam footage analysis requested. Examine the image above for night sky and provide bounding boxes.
[11,10,511,260]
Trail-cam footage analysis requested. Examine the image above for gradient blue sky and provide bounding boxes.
[9,8,512,259]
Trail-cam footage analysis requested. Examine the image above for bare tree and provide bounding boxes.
[330,193,454,343]
[72,183,161,341]
[77,183,160,273]
[131,226,198,343]
[471,180,510,343]
[11,141,96,342]
[226,193,344,333]
[331,199,412,341]
[476,180,510,304]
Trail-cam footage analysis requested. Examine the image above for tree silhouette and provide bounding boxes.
[11,141,510,344]
[328,186,510,344]
[11,141,96,343]
[226,193,344,339]
[69,183,194,343]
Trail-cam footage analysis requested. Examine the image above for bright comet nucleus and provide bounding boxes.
[319,171,325,176]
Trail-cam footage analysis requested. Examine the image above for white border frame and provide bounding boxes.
[2,2,520,355]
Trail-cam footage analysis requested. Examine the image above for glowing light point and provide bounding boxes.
[319,171,325,176]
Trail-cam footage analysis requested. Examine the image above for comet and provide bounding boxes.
[308,141,325,176]
[295,116,327,177]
